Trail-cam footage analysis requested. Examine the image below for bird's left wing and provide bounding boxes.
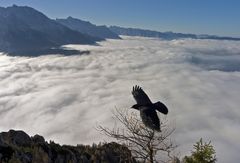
[132,85,152,105]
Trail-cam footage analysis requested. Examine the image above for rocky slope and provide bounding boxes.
[56,17,121,39]
[0,130,136,163]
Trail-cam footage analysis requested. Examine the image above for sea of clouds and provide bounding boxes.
[0,36,240,162]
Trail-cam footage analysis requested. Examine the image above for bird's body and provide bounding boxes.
[140,106,160,131]
[131,85,168,131]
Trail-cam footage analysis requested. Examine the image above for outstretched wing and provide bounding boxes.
[132,85,152,105]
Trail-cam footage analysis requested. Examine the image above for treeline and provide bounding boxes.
[0,130,135,163]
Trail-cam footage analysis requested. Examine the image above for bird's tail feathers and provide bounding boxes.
[154,101,168,114]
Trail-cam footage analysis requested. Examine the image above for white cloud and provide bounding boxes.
[1,36,240,162]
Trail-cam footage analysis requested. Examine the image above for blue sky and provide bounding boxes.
[0,0,240,37]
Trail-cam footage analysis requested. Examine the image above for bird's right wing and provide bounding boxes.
[132,85,152,105]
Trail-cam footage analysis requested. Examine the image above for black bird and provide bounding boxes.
[131,85,168,131]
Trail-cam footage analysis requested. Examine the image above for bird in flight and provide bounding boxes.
[131,85,168,131]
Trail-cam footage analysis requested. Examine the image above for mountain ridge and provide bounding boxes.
[1,4,240,56]
[56,16,121,39]
[109,25,240,41]
[0,5,98,55]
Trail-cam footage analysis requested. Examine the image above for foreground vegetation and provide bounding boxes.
[0,130,135,163]
[0,109,216,163]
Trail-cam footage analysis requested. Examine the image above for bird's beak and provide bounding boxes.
[131,104,138,109]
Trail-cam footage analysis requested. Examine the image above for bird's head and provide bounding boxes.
[131,104,139,110]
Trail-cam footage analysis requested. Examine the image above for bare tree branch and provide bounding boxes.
[97,108,177,163]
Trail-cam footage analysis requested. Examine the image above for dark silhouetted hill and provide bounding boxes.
[109,26,240,41]
[0,5,97,55]
[0,130,136,163]
[56,16,121,39]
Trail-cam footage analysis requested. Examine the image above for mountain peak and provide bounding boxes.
[0,5,97,55]
[67,16,74,20]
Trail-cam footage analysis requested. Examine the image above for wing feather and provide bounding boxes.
[132,85,152,105]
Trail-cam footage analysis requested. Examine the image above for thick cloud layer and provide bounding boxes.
[1,37,240,162]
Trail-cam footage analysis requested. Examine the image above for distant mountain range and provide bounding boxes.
[0,5,240,56]
[56,17,121,39]
[109,26,240,41]
[0,5,101,55]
